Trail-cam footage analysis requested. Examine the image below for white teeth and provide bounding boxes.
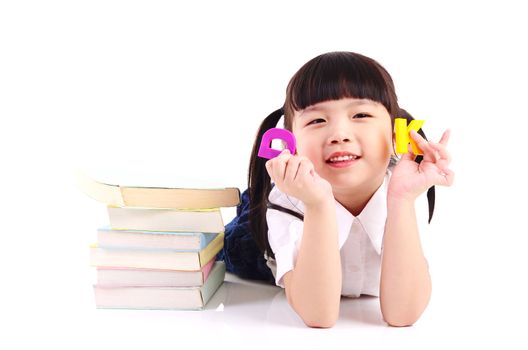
[329,155,357,162]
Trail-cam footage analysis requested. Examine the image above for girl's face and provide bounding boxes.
[292,97,393,192]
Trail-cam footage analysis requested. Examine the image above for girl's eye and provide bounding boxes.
[307,118,326,125]
[353,113,371,119]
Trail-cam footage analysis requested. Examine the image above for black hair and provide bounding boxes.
[248,52,435,259]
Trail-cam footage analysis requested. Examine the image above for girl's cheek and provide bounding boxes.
[372,130,393,161]
[297,145,320,169]
[295,140,313,158]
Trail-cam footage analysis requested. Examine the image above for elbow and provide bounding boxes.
[384,317,416,327]
[301,312,339,329]
[292,301,339,328]
[382,310,423,327]
[380,282,431,327]
[285,270,342,328]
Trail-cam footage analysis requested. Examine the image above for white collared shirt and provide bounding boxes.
[265,172,389,298]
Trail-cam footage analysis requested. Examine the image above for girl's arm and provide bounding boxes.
[266,150,341,328]
[380,197,431,326]
[380,130,453,326]
[283,199,342,328]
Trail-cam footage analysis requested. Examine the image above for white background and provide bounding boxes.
[1,0,527,349]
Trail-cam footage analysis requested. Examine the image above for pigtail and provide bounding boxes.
[398,108,436,223]
[248,107,284,259]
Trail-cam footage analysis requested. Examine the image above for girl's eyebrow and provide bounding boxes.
[300,100,376,116]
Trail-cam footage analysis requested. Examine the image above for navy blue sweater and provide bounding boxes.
[216,189,275,283]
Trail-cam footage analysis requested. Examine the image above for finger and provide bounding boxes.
[272,149,292,182]
[434,168,455,187]
[439,129,450,146]
[296,157,314,181]
[410,130,438,162]
[284,155,302,184]
[429,142,452,166]
[275,148,291,161]
[265,160,274,180]
[265,159,281,183]
[399,144,415,161]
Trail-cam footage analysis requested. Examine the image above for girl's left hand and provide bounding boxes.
[388,129,454,201]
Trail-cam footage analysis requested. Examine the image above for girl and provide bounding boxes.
[218,51,453,328]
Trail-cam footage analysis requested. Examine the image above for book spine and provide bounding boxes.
[199,231,224,266]
[200,261,226,306]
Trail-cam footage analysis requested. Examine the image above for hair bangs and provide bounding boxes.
[285,52,398,118]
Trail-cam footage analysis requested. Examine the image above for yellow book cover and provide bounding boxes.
[90,232,225,271]
[76,171,240,209]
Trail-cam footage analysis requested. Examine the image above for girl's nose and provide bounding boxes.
[328,128,353,144]
[331,137,351,144]
[327,118,355,144]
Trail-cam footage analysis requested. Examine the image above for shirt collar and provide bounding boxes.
[269,171,389,255]
[335,172,389,255]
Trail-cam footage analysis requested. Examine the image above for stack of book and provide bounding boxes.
[77,172,240,310]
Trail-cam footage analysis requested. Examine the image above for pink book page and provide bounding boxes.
[201,257,216,282]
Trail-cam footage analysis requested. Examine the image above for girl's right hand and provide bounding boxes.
[265,149,334,207]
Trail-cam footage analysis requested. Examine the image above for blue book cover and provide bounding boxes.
[97,226,220,251]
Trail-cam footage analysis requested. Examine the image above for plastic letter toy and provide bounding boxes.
[395,118,425,155]
[258,128,297,159]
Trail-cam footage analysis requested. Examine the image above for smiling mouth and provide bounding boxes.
[326,155,360,163]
